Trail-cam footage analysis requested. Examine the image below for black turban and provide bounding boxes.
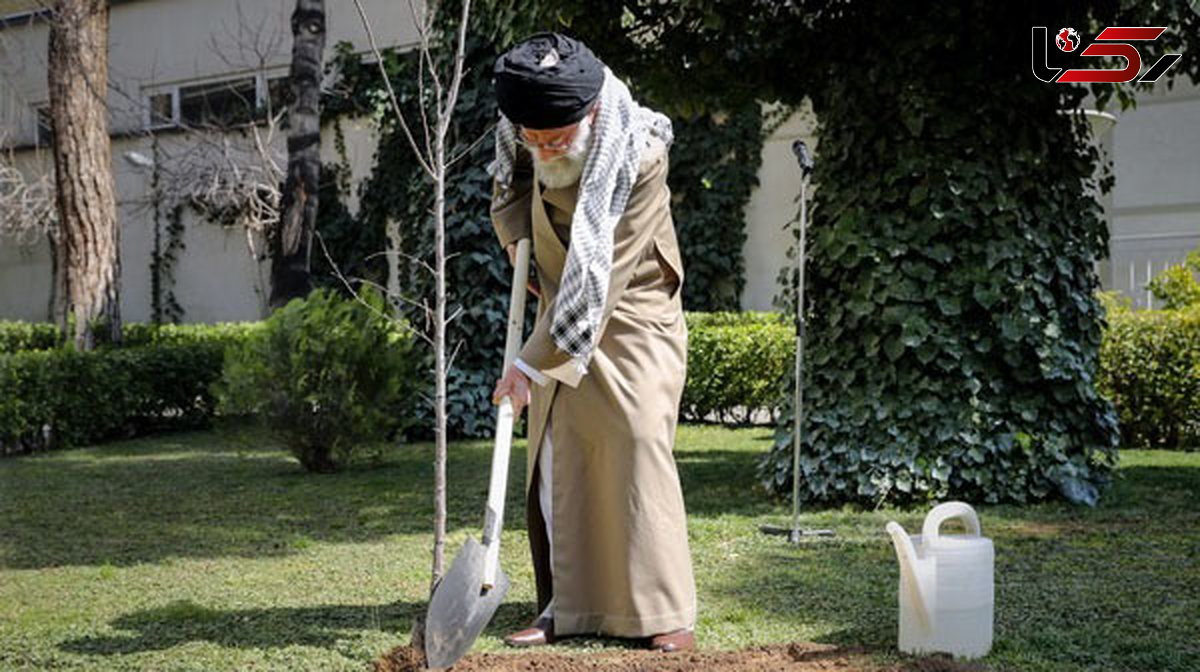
[494,32,605,130]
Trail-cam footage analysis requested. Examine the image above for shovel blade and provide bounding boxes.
[424,537,509,669]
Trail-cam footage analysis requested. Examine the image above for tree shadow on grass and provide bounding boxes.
[0,429,526,570]
[1,425,779,570]
[980,458,1200,529]
[675,448,778,518]
[710,455,1200,672]
[59,599,536,658]
[719,542,898,648]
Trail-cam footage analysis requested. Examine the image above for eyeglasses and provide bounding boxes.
[516,128,577,153]
[515,105,598,154]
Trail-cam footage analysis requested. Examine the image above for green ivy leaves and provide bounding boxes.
[317,15,766,438]
[760,8,1120,506]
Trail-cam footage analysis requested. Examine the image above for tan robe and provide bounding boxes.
[490,137,696,638]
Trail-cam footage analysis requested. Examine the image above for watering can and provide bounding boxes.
[886,501,993,659]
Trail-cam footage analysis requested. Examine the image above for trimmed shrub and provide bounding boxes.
[0,320,258,354]
[1147,248,1200,311]
[1099,300,1200,450]
[215,288,421,473]
[682,312,791,424]
[686,311,790,330]
[0,321,63,353]
[0,340,230,455]
[121,322,262,348]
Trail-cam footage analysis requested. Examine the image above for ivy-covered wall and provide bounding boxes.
[316,7,766,437]
[758,4,1125,505]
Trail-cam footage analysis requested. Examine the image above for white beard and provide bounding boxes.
[533,116,592,190]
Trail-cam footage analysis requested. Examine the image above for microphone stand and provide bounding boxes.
[760,140,834,543]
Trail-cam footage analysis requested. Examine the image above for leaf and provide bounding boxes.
[936,295,963,316]
[973,284,1002,309]
[908,184,928,206]
[883,336,906,361]
[901,315,931,347]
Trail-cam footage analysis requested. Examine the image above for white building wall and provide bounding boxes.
[2,1,1195,321]
[0,0,408,323]
[740,101,818,312]
[0,0,419,143]
[1105,80,1200,309]
[738,82,1200,312]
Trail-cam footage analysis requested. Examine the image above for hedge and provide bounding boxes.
[0,312,792,456]
[120,322,262,348]
[0,323,259,455]
[0,342,227,454]
[1099,301,1200,450]
[4,305,1198,456]
[0,320,258,353]
[0,321,63,353]
[682,312,791,423]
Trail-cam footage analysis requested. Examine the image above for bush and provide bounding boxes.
[0,321,63,353]
[1147,248,1200,310]
[0,340,230,455]
[1099,301,1200,450]
[121,322,262,348]
[0,320,259,354]
[216,288,421,473]
[685,311,790,330]
[682,312,791,423]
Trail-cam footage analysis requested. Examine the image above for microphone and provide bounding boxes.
[791,140,813,177]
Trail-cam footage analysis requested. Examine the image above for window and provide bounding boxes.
[147,91,176,129]
[265,76,293,117]
[143,73,289,131]
[34,105,52,148]
[0,9,51,29]
[179,77,257,128]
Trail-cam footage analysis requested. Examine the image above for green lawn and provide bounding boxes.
[1,425,1197,671]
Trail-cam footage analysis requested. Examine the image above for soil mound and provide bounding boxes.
[374,642,988,671]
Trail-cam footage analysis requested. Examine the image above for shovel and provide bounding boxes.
[424,238,532,669]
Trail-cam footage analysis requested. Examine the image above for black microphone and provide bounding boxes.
[791,140,813,177]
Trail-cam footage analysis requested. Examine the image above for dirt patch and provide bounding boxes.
[376,643,427,671]
[374,642,988,672]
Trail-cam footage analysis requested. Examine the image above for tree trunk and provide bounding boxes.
[48,0,120,350]
[432,163,447,587]
[271,0,325,309]
[385,217,402,316]
[47,230,69,331]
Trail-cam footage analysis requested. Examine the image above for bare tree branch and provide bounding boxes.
[446,119,495,169]
[351,0,476,589]
[0,138,57,246]
[314,230,434,346]
[409,0,434,163]
[440,0,472,142]
[349,0,435,179]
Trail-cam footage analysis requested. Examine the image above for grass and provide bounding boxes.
[0,424,1197,671]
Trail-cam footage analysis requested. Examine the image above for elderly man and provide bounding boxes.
[488,33,696,652]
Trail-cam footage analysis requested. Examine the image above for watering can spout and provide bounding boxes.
[886,521,931,630]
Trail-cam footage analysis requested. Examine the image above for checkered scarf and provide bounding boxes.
[489,68,673,375]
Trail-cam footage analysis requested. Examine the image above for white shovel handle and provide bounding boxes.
[482,238,531,589]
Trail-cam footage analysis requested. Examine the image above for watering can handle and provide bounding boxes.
[921,501,981,543]
[886,521,932,630]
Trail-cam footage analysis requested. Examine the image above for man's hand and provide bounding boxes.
[492,364,532,416]
[505,242,540,297]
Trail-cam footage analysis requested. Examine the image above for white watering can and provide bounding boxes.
[886,501,994,659]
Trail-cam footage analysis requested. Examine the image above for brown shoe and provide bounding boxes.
[648,628,695,652]
[503,616,554,647]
